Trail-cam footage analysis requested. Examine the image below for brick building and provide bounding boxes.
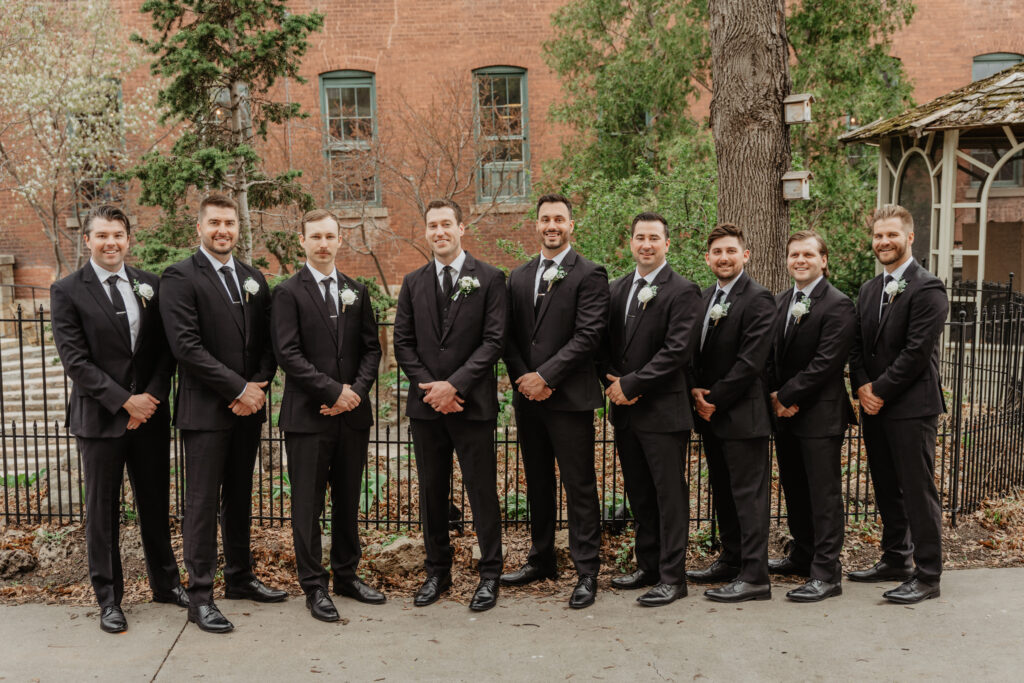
[3,0,1024,300]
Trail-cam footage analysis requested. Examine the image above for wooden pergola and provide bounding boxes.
[841,63,1024,291]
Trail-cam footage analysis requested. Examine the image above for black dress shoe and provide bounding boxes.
[786,578,842,602]
[333,578,386,605]
[704,580,771,603]
[686,559,740,584]
[611,569,658,590]
[306,587,341,622]
[224,577,287,603]
[569,575,597,609]
[883,578,940,604]
[847,559,915,583]
[768,557,811,577]
[414,573,453,607]
[188,603,234,633]
[100,605,127,633]
[469,579,499,612]
[637,583,687,607]
[153,585,190,609]
[499,564,558,587]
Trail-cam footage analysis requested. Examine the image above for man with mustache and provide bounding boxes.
[160,193,284,633]
[848,204,948,604]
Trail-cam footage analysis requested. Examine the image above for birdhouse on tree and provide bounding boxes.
[782,171,812,200]
[783,93,814,124]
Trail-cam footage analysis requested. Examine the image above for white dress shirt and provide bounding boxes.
[306,262,340,304]
[199,245,243,302]
[785,274,824,334]
[533,244,572,304]
[90,259,140,350]
[435,249,467,295]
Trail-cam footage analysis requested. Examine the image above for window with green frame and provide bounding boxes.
[319,70,378,206]
[474,66,529,201]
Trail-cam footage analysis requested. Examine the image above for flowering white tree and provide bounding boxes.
[0,0,159,277]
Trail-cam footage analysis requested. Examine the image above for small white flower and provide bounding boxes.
[637,284,658,309]
[339,285,358,312]
[791,299,811,321]
[884,277,908,299]
[453,276,481,300]
[709,302,731,322]
[242,277,259,301]
[132,280,154,308]
[542,265,567,291]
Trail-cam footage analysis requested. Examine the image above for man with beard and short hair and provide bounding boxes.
[767,230,857,602]
[603,212,702,607]
[160,193,284,633]
[271,209,384,622]
[50,204,186,633]
[501,193,609,609]
[393,198,507,612]
[686,223,777,603]
[848,204,948,604]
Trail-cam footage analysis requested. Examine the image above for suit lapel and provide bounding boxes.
[783,278,828,357]
[533,248,576,333]
[196,252,245,337]
[706,271,747,349]
[522,256,541,329]
[419,262,443,341]
[874,261,916,346]
[624,265,672,352]
[337,273,360,358]
[82,265,132,353]
[301,267,339,345]
[441,253,477,344]
[124,265,147,355]
[774,290,790,368]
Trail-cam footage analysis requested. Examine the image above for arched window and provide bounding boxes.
[473,66,529,201]
[319,70,378,206]
[972,53,1024,82]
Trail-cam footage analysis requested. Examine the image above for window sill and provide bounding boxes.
[965,186,1024,199]
[470,202,531,215]
[331,207,389,220]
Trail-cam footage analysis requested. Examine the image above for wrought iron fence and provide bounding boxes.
[2,289,1022,531]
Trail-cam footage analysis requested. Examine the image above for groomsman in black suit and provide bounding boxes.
[160,193,285,633]
[604,213,702,607]
[393,198,506,612]
[501,193,608,609]
[767,230,857,602]
[848,204,948,604]
[686,223,776,602]
[271,210,384,622]
[50,204,186,633]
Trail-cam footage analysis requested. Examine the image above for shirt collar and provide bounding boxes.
[90,259,128,284]
[886,255,913,282]
[435,249,467,276]
[199,244,237,272]
[716,269,744,297]
[793,275,824,298]
[542,244,572,266]
[633,260,668,285]
[306,262,338,283]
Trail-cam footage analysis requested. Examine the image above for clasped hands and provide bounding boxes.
[228,381,269,416]
[320,384,362,416]
[515,372,553,401]
[123,392,160,430]
[770,391,800,418]
[418,380,464,414]
[691,387,716,421]
[604,374,639,406]
[857,383,884,415]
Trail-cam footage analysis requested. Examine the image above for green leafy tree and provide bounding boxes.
[126,0,323,265]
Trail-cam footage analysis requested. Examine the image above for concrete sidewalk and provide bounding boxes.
[1,568,1022,681]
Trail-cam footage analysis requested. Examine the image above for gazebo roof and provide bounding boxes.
[840,62,1024,143]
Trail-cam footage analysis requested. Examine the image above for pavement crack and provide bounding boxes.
[151,619,188,682]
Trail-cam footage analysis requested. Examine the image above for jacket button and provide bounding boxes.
[531,340,537,346]
[440,346,447,351]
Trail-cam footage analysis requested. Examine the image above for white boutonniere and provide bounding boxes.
[883,276,908,301]
[791,298,811,323]
[542,264,568,291]
[453,276,481,300]
[132,280,154,308]
[242,277,260,302]
[637,284,658,310]
[339,285,358,313]
[709,301,731,325]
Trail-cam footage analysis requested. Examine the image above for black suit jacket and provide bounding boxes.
[603,264,702,433]
[271,267,381,433]
[50,264,176,439]
[393,252,506,421]
[160,251,277,430]
[504,248,609,412]
[690,271,776,440]
[767,278,857,438]
[849,260,948,419]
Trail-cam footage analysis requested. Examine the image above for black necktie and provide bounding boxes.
[625,278,645,337]
[323,277,338,318]
[220,265,242,304]
[879,274,894,321]
[786,291,806,339]
[106,274,131,344]
[438,265,455,318]
[702,289,725,349]
[535,259,554,313]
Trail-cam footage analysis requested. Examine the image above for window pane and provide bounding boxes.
[330,150,376,203]
[356,87,370,117]
[474,70,528,199]
[321,74,378,205]
[326,87,341,117]
[341,87,355,114]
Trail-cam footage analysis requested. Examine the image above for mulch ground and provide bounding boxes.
[2,493,1022,607]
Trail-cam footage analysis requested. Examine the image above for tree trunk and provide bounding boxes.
[231,78,254,264]
[709,0,792,293]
